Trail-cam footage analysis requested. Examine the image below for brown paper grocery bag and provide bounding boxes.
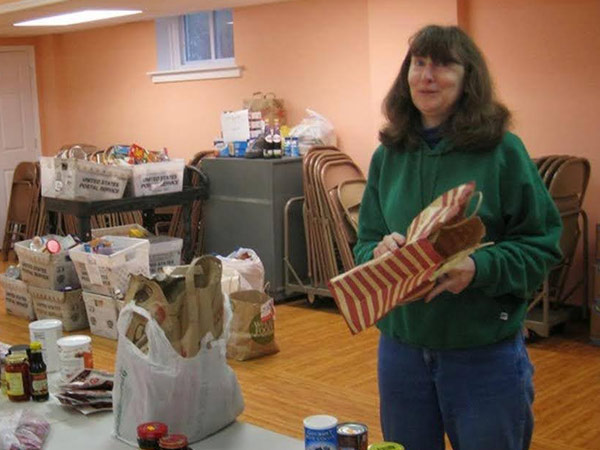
[227,290,279,361]
[243,91,287,125]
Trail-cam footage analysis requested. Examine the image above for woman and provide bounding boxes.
[354,25,562,450]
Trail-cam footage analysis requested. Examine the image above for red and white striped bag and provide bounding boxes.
[328,182,486,334]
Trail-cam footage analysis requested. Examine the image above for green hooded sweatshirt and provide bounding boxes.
[354,132,562,349]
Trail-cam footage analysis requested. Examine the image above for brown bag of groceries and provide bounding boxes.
[227,290,279,361]
[243,91,287,125]
[123,255,224,358]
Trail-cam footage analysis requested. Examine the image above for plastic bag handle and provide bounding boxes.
[264,92,276,99]
[251,91,264,98]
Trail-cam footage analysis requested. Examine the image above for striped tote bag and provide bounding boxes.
[328,182,486,334]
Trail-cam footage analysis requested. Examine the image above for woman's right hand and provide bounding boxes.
[373,232,406,258]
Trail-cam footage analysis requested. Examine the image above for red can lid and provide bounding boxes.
[159,434,188,449]
[137,422,168,440]
[46,239,62,254]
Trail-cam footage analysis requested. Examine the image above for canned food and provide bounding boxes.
[337,422,368,450]
[367,442,405,450]
[304,415,338,450]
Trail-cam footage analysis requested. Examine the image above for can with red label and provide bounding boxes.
[337,422,368,450]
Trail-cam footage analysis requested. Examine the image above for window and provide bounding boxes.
[150,9,241,83]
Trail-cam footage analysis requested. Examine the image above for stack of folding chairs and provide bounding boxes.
[1,162,41,260]
[302,146,366,291]
[526,155,591,336]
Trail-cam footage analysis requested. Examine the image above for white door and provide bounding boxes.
[0,46,42,247]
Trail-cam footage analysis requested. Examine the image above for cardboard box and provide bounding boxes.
[28,286,88,331]
[0,275,35,320]
[83,291,123,340]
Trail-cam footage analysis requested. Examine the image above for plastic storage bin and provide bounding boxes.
[40,156,131,201]
[69,236,150,297]
[82,291,123,340]
[148,236,183,273]
[0,275,35,320]
[128,159,185,197]
[91,224,182,274]
[14,236,80,290]
[28,286,88,332]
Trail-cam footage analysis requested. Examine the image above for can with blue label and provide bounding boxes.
[304,415,338,450]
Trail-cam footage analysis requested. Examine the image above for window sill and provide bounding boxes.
[147,64,242,84]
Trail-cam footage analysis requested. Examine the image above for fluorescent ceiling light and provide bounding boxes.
[14,9,142,27]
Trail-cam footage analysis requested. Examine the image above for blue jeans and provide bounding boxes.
[378,332,534,450]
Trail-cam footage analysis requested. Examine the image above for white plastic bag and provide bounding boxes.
[112,302,244,445]
[217,248,265,292]
[289,108,337,155]
[0,410,50,450]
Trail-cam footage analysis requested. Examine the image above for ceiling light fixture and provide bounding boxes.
[14,9,142,27]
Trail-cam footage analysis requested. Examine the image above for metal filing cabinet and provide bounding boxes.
[202,157,307,300]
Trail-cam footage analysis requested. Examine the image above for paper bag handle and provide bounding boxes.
[441,190,483,231]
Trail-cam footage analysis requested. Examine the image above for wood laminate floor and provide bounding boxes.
[1,258,599,449]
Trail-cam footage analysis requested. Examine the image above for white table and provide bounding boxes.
[1,389,304,449]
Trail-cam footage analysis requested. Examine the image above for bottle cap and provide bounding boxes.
[30,341,42,351]
[46,239,62,254]
[137,422,168,440]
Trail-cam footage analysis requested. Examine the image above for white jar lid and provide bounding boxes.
[29,319,63,330]
[303,415,338,430]
[57,335,92,348]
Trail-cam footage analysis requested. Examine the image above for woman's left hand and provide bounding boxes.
[424,256,476,303]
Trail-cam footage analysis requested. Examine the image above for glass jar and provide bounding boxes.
[137,422,168,450]
[5,354,30,402]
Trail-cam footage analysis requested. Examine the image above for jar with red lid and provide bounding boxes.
[137,422,168,450]
[158,434,188,450]
[5,354,30,402]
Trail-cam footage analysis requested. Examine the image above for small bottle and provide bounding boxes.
[272,118,282,158]
[0,359,7,396]
[263,120,273,159]
[5,354,30,402]
[29,341,49,402]
[291,137,300,157]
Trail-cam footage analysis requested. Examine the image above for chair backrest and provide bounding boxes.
[337,179,366,233]
[548,157,590,207]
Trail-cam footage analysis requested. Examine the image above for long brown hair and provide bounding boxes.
[379,25,510,152]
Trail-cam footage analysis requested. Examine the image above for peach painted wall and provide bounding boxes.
[366,0,458,162]
[32,0,373,170]
[3,0,598,280]
[462,0,600,301]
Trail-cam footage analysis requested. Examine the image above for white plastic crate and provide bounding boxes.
[28,286,88,332]
[0,275,35,320]
[69,236,150,297]
[148,236,183,273]
[128,159,185,197]
[14,236,80,290]
[40,156,131,201]
[82,291,123,340]
[91,225,182,274]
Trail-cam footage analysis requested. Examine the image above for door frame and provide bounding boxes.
[0,45,42,160]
